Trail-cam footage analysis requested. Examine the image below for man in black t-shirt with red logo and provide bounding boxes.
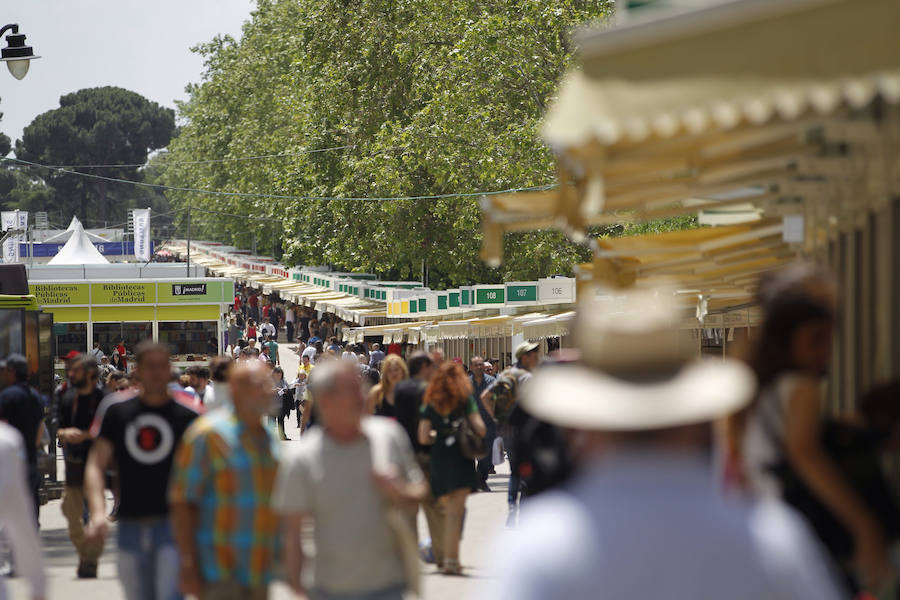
[85,342,200,600]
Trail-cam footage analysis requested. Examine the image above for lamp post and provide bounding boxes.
[0,24,39,80]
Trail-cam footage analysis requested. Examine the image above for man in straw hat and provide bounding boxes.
[484,290,845,599]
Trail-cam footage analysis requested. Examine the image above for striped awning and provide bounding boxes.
[480,0,900,279]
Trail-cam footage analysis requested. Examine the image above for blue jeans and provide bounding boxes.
[508,471,522,506]
[310,584,404,600]
[116,519,182,600]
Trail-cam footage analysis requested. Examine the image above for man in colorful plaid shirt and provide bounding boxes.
[170,361,280,600]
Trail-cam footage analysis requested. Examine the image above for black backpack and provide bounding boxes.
[278,387,295,417]
[509,404,574,497]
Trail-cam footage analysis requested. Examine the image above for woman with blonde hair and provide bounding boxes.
[418,362,486,575]
[367,354,408,417]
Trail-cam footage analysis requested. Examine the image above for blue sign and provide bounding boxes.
[19,241,155,258]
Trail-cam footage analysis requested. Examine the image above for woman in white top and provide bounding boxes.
[740,263,889,591]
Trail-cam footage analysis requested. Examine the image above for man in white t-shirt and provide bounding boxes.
[273,361,427,600]
[301,344,317,364]
[260,318,276,341]
[285,305,296,343]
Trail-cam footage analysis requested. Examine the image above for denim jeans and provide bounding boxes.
[508,471,522,506]
[310,584,404,600]
[116,519,182,600]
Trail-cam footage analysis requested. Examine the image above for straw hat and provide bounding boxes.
[522,290,755,431]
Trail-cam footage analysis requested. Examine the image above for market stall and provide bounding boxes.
[29,278,234,369]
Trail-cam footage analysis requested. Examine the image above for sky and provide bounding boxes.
[0,0,254,145]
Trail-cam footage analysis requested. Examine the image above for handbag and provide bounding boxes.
[453,404,489,461]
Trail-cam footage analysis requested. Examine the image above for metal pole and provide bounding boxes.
[186,206,192,277]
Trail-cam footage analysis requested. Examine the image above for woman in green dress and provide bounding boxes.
[418,362,487,575]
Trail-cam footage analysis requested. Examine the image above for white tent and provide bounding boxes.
[47,220,110,265]
[42,216,110,244]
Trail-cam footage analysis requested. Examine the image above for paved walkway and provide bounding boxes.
[6,343,512,599]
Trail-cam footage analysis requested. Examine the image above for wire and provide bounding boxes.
[2,156,556,202]
[187,206,280,223]
[41,145,356,169]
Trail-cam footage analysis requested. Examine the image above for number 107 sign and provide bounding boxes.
[506,284,538,303]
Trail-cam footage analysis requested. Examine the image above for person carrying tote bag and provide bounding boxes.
[418,362,487,575]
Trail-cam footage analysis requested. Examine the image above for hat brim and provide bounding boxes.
[521,359,756,431]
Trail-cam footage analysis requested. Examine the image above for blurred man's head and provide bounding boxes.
[308,361,365,442]
[470,356,486,378]
[229,361,271,423]
[407,352,435,382]
[73,356,99,390]
[429,348,445,366]
[1,354,28,385]
[209,356,232,384]
[187,366,209,392]
[133,342,171,398]
[106,371,128,393]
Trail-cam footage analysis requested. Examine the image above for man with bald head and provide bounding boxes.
[274,360,427,600]
[170,361,280,600]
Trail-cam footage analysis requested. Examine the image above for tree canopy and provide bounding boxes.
[11,86,175,225]
[160,0,615,287]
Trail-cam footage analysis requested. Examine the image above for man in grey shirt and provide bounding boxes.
[273,360,427,600]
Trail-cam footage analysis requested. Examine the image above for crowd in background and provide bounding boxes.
[1,264,900,599]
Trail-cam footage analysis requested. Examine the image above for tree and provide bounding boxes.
[161,0,614,287]
[14,87,175,223]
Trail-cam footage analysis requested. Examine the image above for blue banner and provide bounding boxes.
[19,241,155,257]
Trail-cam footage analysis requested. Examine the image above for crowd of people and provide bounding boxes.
[0,263,899,599]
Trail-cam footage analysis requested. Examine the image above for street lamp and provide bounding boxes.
[0,24,39,80]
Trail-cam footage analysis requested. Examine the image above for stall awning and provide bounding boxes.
[467,316,513,338]
[548,0,900,149]
[345,321,432,343]
[481,0,900,272]
[522,311,576,341]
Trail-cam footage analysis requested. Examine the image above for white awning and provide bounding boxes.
[522,312,576,341]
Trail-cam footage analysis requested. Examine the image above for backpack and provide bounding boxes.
[509,404,575,497]
[278,386,295,417]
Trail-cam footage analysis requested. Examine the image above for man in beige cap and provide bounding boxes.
[513,341,540,373]
[483,291,846,600]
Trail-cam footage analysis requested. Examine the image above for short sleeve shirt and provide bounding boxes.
[96,396,199,519]
[272,417,423,594]
[169,410,280,586]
